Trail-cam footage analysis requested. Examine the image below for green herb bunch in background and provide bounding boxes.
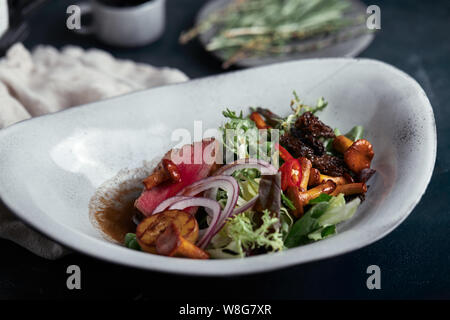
[180,0,367,68]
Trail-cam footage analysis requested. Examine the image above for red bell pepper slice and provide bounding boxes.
[275,143,294,162]
[279,158,302,191]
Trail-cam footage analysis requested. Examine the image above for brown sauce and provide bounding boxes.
[93,188,141,243]
[89,165,154,244]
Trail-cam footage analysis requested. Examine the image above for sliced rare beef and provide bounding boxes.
[135,139,218,216]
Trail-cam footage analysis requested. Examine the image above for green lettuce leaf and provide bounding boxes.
[308,225,336,241]
[345,125,364,141]
[308,193,332,204]
[317,195,361,226]
[284,201,329,248]
[280,207,294,241]
[284,194,361,248]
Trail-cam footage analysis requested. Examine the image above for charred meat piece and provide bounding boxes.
[281,133,347,177]
[291,128,325,155]
[281,111,349,176]
[281,111,336,158]
[279,134,316,159]
[295,112,335,139]
[310,154,347,177]
[290,112,335,155]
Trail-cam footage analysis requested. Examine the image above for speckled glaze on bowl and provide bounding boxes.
[0,59,436,276]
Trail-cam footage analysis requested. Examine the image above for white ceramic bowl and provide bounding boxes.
[0,59,436,276]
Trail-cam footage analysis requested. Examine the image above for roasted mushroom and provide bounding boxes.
[298,157,312,191]
[358,168,376,183]
[308,168,350,187]
[142,159,181,190]
[156,223,209,259]
[332,135,374,173]
[256,107,282,127]
[308,168,321,186]
[332,135,354,153]
[250,111,271,129]
[331,182,367,196]
[136,210,198,253]
[287,180,337,217]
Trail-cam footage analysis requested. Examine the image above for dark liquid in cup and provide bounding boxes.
[97,0,152,7]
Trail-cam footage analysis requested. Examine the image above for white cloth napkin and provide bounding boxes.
[0,43,189,259]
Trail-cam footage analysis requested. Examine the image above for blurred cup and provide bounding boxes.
[73,0,165,47]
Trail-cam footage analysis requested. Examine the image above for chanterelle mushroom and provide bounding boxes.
[156,223,209,259]
[332,135,374,174]
[307,167,351,187]
[287,180,336,217]
[331,182,367,196]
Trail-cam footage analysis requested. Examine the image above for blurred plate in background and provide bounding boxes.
[196,0,375,68]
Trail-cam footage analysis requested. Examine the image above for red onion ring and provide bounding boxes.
[206,158,276,215]
[147,160,275,248]
[177,175,239,240]
[152,196,192,214]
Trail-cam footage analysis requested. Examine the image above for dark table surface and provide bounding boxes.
[0,0,449,300]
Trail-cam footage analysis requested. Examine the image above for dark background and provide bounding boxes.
[0,0,449,299]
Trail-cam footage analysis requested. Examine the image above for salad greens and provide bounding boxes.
[220,92,328,161]
[308,193,332,204]
[124,233,141,251]
[212,92,367,258]
[284,194,360,248]
[221,109,277,164]
[128,91,371,260]
[277,91,328,135]
[208,209,285,258]
[345,125,364,141]
[208,171,287,257]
